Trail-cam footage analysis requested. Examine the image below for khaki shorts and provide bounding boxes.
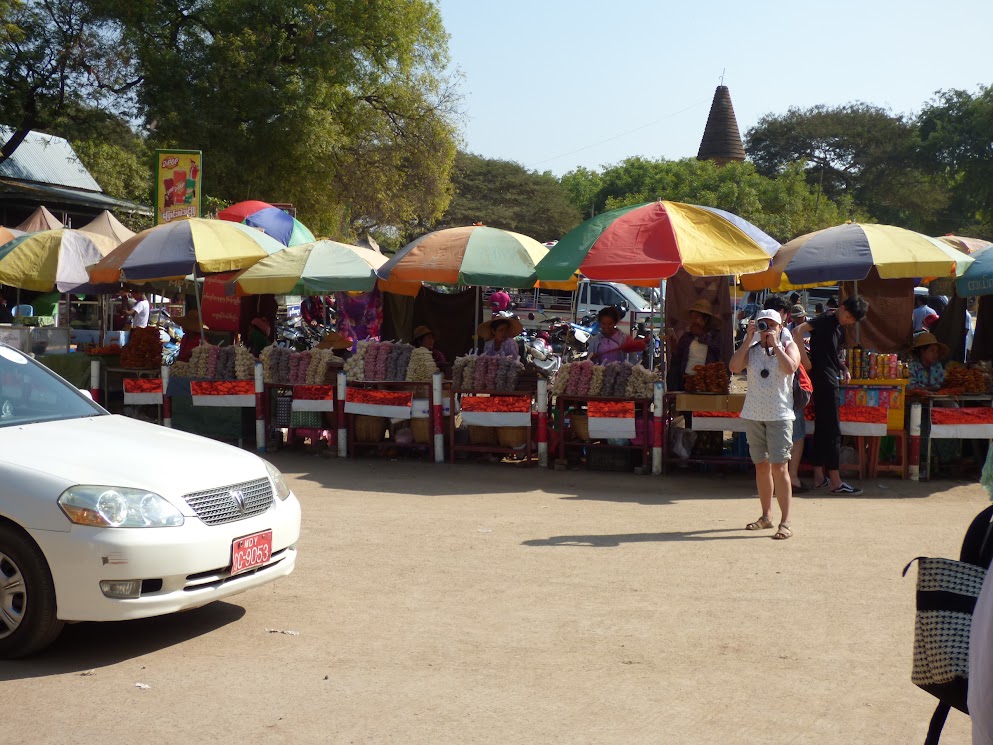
[743,418,793,464]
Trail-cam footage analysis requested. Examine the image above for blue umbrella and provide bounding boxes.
[955,246,993,297]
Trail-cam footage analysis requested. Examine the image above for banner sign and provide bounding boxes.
[154,149,202,225]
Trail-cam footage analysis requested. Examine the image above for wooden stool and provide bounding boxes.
[868,432,907,479]
[839,436,870,481]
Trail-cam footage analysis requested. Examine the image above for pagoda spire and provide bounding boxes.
[696,85,746,166]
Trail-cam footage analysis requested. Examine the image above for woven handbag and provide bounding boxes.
[904,505,993,744]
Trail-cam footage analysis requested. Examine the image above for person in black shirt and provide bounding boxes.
[792,295,868,495]
[0,294,12,324]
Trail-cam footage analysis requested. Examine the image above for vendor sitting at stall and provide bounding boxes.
[316,330,354,359]
[589,306,638,365]
[667,298,722,391]
[909,332,949,392]
[478,316,521,359]
[176,310,208,362]
[412,325,447,366]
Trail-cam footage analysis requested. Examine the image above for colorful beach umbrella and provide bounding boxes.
[231,239,387,295]
[535,201,776,285]
[955,246,993,297]
[937,234,992,254]
[740,223,961,291]
[87,218,286,284]
[377,226,553,288]
[217,200,315,246]
[0,229,113,291]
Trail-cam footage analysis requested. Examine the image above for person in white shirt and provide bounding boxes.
[913,295,937,332]
[128,291,150,328]
[729,309,801,540]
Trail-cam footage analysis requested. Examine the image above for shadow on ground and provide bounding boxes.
[0,601,246,681]
[522,528,771,547]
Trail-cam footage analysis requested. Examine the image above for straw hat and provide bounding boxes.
[477,315,523,341]
[412,325,435,344]
[909,332,949,358]
[683,298,717,326]
[316,331,353,350]
[790,304,807,319]
[175,309,208,333]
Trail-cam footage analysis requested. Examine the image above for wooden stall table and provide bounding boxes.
[919,393,993,481]
[451,389,538,465]
[555,395,652,472]
[840,378,909,479]
[344,381,439,461]
[662,392,748,474]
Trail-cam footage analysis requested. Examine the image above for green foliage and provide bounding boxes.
[744,103,949,230]
[428,152,581,243]
[560,157,860,243]
[917,86,993,237]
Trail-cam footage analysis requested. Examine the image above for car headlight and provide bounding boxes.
[58,486,184,528]
[265,461,292,501]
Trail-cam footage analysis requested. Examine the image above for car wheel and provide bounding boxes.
[0,524,64,658]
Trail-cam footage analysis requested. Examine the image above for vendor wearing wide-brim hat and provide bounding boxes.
[175,309,209,362]
[477,315,522,359]
[412,324,447,365]
[908,332,950,392]
[668,298,723,391]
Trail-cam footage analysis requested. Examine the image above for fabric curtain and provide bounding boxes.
[663,269,734,374]
[413,287,481,363]
[841,268,914,354]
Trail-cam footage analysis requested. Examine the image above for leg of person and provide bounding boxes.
[769,419,793,539]
[744,419,774,530]
[810,387,837,489]
[789,407,806,490]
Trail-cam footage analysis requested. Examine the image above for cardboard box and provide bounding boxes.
[675,393,745,413]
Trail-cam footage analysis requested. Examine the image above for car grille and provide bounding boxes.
[182,477,274,525]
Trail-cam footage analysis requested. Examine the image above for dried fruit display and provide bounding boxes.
[119,327,162,368]
[682,362,730,393]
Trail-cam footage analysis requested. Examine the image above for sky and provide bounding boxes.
[436,0,993,176]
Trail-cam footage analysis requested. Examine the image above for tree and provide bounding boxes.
[559,157,860,243]
[428,152,581,242]
[917,86,993,236]
[744,103,948,230]
[92,0,460,238]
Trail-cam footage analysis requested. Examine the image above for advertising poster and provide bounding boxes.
[154,149,202,225]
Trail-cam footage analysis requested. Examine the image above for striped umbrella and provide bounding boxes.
[0,229,113,291]
[535,201,776,285]
[87,218,286,284]
[377,226,552,288]
[741,223,961,291]
[231,240,387,295]
[217,200,316,247]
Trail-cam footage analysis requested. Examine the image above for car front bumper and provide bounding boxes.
[30,493,301,622]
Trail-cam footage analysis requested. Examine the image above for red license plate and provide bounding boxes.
[231,530,273,575]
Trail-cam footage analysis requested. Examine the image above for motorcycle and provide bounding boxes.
[521,330,561,377]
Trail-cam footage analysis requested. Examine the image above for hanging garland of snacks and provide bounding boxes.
[406,347,440,382]
[170,344,258,380]
[681,362,730,393]
[339,340,419,382]
[451,354,524,392]
[119,327,163,368]
[258,345,343,385]
[551,361,659,398]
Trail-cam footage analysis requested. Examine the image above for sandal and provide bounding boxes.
[746,516,774,531]
[772,523,793,540]
[813,478,830,489]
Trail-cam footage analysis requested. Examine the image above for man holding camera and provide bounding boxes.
[730,309,801,540]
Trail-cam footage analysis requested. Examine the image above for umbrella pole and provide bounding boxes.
[194,266,206,344]
[474,285,480,353]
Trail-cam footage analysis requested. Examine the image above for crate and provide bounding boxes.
[586,448,633,472]
[354,415,387,443]
[290,410,322,428]
[497,426,528,449]
[272,393,293,427]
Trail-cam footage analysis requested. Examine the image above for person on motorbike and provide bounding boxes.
[301,295,330,327]
[588,306,638,365]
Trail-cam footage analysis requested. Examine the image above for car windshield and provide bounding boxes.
[0,345,106,427]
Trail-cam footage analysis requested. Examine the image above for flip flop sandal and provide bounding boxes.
[746,516,774,531]
[772,523,793,540]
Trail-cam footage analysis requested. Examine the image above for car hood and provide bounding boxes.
[0,415,269,505]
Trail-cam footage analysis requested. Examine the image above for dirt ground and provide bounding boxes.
[2,456,986,744]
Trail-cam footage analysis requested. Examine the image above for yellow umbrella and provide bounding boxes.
[231,240,387,295]
[0,229,113,291]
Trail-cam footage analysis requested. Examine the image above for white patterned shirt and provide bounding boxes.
[739,336,796,422]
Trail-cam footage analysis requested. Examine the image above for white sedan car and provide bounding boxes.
[0,343,301,657]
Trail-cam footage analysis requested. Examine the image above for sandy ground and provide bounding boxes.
[2,456,986,744]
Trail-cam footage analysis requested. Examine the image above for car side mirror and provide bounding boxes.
[79,389,93,400]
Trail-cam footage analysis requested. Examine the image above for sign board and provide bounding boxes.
[154,149,202,225]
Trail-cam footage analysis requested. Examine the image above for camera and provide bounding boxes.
[756,319,770,332]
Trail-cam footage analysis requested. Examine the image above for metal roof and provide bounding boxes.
[0,178,151,214]
[0,126,104,191]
